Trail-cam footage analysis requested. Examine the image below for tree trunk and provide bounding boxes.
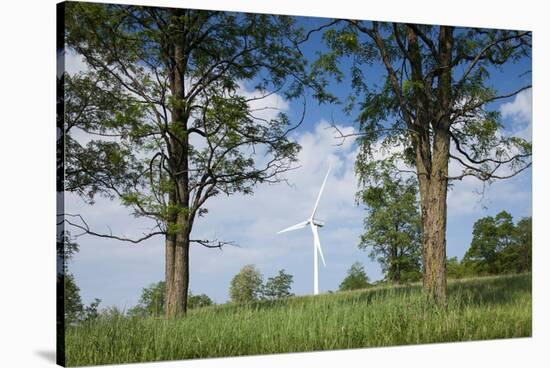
[165,9,191,318]
[391,242,400,284]
[172,213,190,316]
[419,130,450,306]
[165,233,176,316]
[165,211,191,318]
[409,25,453,306]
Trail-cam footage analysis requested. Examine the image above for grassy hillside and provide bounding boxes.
[65,273,531,366]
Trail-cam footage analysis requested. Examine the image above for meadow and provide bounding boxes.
[65,273,531,366]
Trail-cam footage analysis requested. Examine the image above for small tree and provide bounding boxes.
[64,273,84,324]
[60,233,83,324]
[188,292,214,309]
[129,281,166,317]
[339,262,370,291]
[59,232,102,324]
[81,298,102,322]
[359,167,422,284]
[263,269,294,300]
[229,265,263,303]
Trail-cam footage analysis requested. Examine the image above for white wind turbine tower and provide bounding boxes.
[277,166,331,295]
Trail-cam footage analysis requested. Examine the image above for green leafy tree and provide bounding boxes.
[464,211,513,274]
[446,256,475,279]
[64,273,83,325]
[464,212,531,274]
[58,232,83,325]
[61,3,313,317]
[497,216,531,274]
[359,167,422,284]
[510,217,532,272]
[128,281,166,317]
[263,269,294,300]
[339,262,370,291]
[188,292,214,309]
[229,265,263,303]
[316,21,531,304]
[82,298,102,322]
[59,232,102,325]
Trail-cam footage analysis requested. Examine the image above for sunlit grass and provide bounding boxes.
[65,273,531,366]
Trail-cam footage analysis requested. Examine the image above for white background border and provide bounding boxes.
[0,0,547,367]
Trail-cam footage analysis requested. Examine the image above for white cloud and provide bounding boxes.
[500,88,532,140]
[501,88,532,124]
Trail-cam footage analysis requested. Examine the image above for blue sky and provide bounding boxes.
[64,15,532,309]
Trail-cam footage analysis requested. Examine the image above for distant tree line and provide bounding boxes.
[358,196,530,286]
[448,211,531,279]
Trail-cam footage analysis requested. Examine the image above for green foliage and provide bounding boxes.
[358,165,422,283]
[339,262,370,291]
[262,269,294,300]
[229,265,264,303]
[82,298,102,323]
[128,281,214,317]
[64,273,84,325]
[316,23,531,243]
[464,212,531,275]
[188,293,214,309]
[60,233,102,325]
[502,217,532,273]
[65,274,531,365]
[63,3,309,238]
[446,257,476,279]
[128,282,166,317]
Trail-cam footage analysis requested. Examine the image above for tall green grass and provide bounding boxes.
[65,274,531,366]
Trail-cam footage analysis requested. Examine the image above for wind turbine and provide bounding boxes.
[277,166,331,295]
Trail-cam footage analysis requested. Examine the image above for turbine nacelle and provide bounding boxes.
[311,219,324,227]
[276,218,324,234]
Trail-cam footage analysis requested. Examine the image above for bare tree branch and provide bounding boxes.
[58,213,165,244]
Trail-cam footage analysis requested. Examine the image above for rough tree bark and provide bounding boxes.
[417,130,450,305]
[414,26,454,305]
[165,9,191,317]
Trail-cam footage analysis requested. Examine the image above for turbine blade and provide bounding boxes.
[311,166,331,219]
[311,224,326,267]
[277,220,309,234]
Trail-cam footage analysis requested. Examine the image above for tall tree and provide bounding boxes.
[317,22,531,304]
[339,262,370,291]
[359,166,422,284]
[61,3,312,316]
